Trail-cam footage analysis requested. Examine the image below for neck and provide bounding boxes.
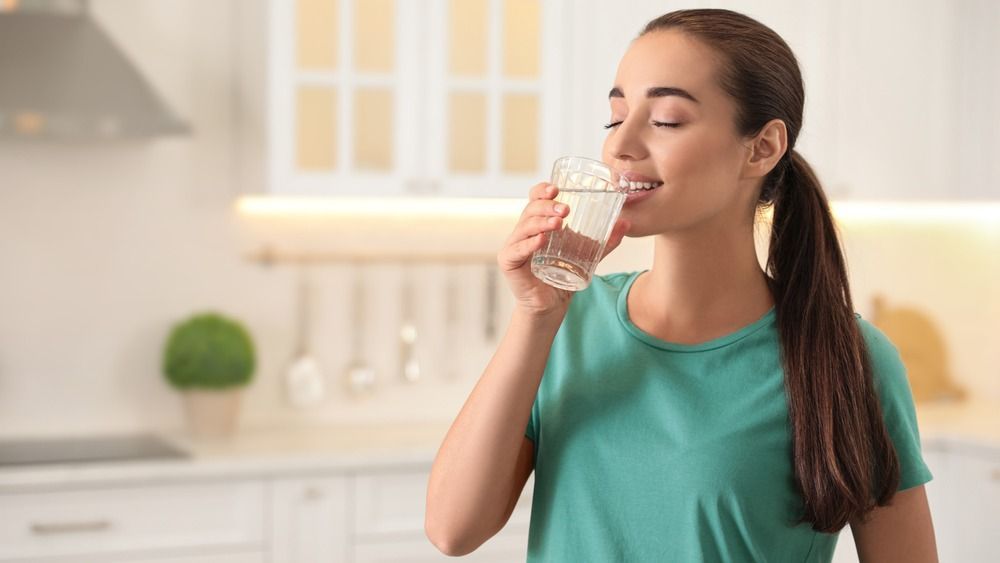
[631,223,774,343]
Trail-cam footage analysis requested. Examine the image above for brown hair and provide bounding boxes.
[641,9,900,532]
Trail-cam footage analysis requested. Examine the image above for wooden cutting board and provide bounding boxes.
[870,294,965,403]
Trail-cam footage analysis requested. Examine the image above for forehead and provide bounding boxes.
[613,30,722,101]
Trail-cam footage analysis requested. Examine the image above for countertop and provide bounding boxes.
[0,421,452,492]
[1,399,998,493]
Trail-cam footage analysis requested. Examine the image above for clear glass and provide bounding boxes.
[531,156,626,291]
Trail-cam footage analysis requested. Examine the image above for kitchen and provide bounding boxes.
[0,0,997,562]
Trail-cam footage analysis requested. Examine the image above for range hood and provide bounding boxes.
[0,0,190,141]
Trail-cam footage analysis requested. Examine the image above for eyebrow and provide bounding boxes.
[608,86,700,104]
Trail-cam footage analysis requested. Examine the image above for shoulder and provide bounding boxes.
[568,271,641,312]
[853,312,912,404]
[854,313,904,378]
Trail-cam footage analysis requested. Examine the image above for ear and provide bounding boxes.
[742,118,788,179]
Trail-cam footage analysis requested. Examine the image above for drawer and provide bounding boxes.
[0,480,265,561]
[354,529,529,563]
[354,468,533,539]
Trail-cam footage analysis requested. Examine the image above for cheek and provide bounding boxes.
[655,130,739,184]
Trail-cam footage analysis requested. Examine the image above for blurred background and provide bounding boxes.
[0,0,996,562]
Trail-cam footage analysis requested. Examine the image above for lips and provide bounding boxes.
[612,170,664,204]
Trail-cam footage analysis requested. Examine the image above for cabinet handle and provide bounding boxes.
[31,520,112,535]
[303,487,325,501]
[991,469,1000,482]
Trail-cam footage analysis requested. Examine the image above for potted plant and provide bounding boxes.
[162,312,256,438]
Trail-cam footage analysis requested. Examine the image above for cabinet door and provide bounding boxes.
[952,0,1000,199]
[948,447,1000,562]
[354,530,529,563]
[353,466,533,561]
[270,477,351,563]
[266,0,567,198]
[0,481,264,561]
[268,0,421,197]
[833,0,956,201]
[424,0,567,198]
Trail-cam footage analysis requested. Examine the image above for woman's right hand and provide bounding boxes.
[497,182,630,319]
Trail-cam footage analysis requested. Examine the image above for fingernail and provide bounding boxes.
[554,204,566,213]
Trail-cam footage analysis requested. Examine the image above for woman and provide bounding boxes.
[427,9,937,562]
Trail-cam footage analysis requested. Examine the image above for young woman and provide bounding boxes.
[427,9,937,562]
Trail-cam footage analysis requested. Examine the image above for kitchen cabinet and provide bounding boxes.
[271,476,351,563]
[351,467,533,562]
[939,444,1000,562]
[270,465,533,563]
[0,480,266,562]
[0,464,532,563]
[691,0,999,201]
[238,0,999,201]
[261,0,569,198]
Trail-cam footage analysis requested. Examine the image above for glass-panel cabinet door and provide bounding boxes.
[267,0,566,198]
[269,0,421,196]
[426,0,568,198]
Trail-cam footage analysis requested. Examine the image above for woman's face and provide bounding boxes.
[601,30,761,237]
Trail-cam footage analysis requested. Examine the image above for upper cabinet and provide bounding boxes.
[263,0,568,198]
[239,0,998,200]
[704,0,999,201]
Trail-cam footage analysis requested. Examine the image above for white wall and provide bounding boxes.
[0,1,996,439]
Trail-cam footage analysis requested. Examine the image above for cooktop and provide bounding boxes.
[0,434,188,467]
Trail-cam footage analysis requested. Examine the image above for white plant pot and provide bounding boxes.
[182,388,243,439]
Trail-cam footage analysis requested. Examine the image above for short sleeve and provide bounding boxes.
[858,315,934,491]
[525,393,540,443]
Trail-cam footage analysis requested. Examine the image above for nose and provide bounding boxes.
[603,116,649,165]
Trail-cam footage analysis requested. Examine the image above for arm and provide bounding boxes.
[851,485,938,563]
[425,308,562,556]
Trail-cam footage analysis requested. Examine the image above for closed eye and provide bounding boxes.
[603,120,681,129]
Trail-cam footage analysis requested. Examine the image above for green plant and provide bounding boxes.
[163,312,256,390]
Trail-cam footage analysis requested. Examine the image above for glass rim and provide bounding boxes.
[551,155,614,184]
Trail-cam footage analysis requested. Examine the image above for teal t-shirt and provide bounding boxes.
[523,270,932,562]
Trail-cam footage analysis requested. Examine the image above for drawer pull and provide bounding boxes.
[992,469,1000,482]
[304,487,325,501]
[30,520,112,535]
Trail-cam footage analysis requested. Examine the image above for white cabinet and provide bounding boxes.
[669,0,999,201]
[353,532,531,563]
[350,467,532,562]
[270,476,351,563]
[270,465,534,563]
[0,481,265,563]
[832,0,957,201]
[262,0,569,198]
[942,445,1000,562]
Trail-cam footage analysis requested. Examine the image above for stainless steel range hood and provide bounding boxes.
[0,0,190,141]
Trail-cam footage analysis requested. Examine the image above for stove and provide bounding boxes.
[0,434,188,467]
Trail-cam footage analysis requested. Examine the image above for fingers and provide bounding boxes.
[530,182,557,201]
[497,182,570,271]
[498,227,550,271]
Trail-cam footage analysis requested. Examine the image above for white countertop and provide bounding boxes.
[1,399,998,492]
[0,421,452,492]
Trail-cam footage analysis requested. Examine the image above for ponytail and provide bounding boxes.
[766,150,900,531]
